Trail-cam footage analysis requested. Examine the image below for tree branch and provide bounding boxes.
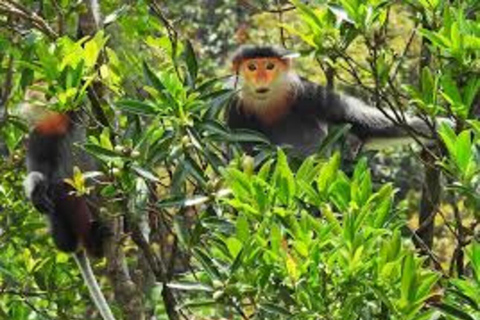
[0,1,58,39]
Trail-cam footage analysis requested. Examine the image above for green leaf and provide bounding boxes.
[450,22,462,52]
[183,154,207,186]
[271,223,282,254]
[291,0,324,29]
[173,215,190,246]
[184,40,198,85]
[372,184,393,228]
[464,78,480,113]
[259,303,292,316]
[447,284,479,309]
[143,61,166,91]
[317,152,341,195]
[420,28,451,49]
[434,303,475,320]
[84,34,101,68]
[228,129,270,144]
[100,185,117,197]
[226,237,243,258]
[157,195,208,209]
[401,254,416,303]
[171,160,188,195]
[116,100,157,116]
[196,77,221,93]
[273,149,295,204]
[441,73,466,118]
[328,4,355,24]
[438,123,457,157]
[420,67,434,101]
[352,158,371,206]
[103,4,129,26]
[258,159,274,181]
[252,179,269,212]
[224,169,252,200]
[179,299,217,309]
[442,73,462,104]
[167,282,213,292]
[468,242,480,283]
[455,130,473,175]
[321,204,342,234]
[131,165,160,182]
[236,215,250,242]
[192,248,221,279]
[316,124,352,156]
[416,273,440,302]
[84,143,121,160]
[229,247,244,274]
[329,173,351,211]
[389,230,401,260]
[298,180,321,206]
[296,156,317,185]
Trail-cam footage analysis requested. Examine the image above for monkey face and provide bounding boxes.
[238,58,289,97]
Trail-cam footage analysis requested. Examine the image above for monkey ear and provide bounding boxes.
[278,53,298,69]
[283,52,300,65]
[283,52,300,60]
[232,60,242,73]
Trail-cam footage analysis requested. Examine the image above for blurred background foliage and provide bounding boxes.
[0,0,479,319]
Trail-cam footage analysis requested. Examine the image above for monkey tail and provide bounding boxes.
[74,251,116,320]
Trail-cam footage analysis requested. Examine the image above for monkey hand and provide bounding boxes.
[24,171,55,215]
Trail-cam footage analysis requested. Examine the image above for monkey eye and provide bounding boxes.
[266,62,275,70]
[247,63,257,71]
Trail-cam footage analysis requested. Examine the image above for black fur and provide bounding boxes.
[231,45,292,65]
[227,78,430,157]
[25,116,107,257]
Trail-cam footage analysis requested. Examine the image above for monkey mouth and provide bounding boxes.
[255,88,270,94]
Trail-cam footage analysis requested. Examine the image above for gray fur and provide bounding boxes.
[227,76,434,157]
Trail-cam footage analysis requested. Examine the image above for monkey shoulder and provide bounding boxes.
[292,79,343,121]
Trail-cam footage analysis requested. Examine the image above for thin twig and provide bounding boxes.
[390,27,418,82]
[237,0,296,13]
[131,224,182,320]
[0,1,58,39]
[0,55,13,124]
[408,226,445,274]
[148,1,181,78]
[275,0,286,47]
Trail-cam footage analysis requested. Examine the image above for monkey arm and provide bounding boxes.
[24,172,54,214]
[324,93,434,150]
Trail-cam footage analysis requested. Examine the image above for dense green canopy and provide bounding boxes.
[0,1,479,319]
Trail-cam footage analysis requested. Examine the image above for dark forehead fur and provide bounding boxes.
[231,45,292,64]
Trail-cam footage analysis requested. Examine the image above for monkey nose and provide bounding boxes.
[256,88,270,94]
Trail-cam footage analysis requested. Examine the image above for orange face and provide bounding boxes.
[237,57,289,94]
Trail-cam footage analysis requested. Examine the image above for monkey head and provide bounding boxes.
[232,45,298,97]
[230,45,301,123]
[19,85,70,136]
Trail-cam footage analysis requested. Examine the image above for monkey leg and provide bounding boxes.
[48,209,79,253]
[84,220,110,258]
[49,183,82,253]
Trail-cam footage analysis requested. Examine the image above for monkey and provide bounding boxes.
[226,45,437,159]
[21,87,115,320]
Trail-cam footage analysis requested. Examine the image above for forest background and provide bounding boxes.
[0,0,479,319]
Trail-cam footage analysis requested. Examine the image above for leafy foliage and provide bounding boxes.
[0,0,478,319]
[174,152,440,319]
